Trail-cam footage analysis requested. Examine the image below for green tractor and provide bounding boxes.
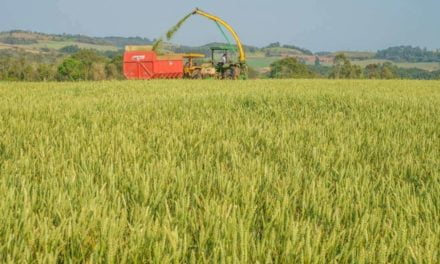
[210,46,247,80]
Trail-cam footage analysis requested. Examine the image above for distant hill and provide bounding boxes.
[0,30,153,54]
[1,30,439,73]
[0,30,310,57]
[260,42,313,56]
[0,30,153,46]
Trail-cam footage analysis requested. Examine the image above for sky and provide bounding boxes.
[1,0,439,52]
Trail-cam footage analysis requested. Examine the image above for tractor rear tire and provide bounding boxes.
[191,69,202,79]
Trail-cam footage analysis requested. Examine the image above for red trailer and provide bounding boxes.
[123,51,184,80]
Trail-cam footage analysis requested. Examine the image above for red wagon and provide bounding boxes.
[123,51,184,80]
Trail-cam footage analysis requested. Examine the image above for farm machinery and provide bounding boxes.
[123,8,247,80]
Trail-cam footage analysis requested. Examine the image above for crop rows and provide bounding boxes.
[0,80,439,263]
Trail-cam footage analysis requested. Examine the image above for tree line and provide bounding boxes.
[0,49,123,81]
[268,54,440,80]
[1,49,440,81]
[376,46,440,63]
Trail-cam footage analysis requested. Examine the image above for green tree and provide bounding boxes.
[105,55,123,80]
[376,46,440,62]
[381,63,395,79]
[105,64,119,80]
[364,64,381,79]
[269,57,315,79]
[22,65,38,81]
[0,58,10,80]
[90,63,107,81]
[364,63,395,79]
[6,58,26,81]
[314,56,321,67]
[308,64,332,78]
[57,58,85,81]
[36,64,56,81]
[329,54,361,79]
[59,45,81,54]
[71,49,108,80]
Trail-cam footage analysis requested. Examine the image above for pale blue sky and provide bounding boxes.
[1,0,439,51]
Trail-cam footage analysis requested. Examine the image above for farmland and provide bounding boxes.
[247,57,282,69]
[27,40,118,52]
[351,59,440,72]
[248,57,440,73]
[0,80,439,263]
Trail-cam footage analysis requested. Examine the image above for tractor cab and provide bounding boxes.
[210,46,242,79]
[210,46,236,65]
[180,45,243,79]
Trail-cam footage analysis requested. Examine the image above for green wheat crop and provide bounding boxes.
[0,80,439,263]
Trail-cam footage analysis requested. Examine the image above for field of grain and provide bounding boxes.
[0,80,439,263]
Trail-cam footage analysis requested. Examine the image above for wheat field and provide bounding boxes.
[0,80,439,263]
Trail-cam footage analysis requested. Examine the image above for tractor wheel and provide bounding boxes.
[191,69,202,79]
[224,68,233,80]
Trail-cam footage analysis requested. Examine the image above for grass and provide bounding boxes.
[31,41,118,51]
[7,40,119,52]
[247,57,282,68]
[0,80,439,263]
[263,47,303,55]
